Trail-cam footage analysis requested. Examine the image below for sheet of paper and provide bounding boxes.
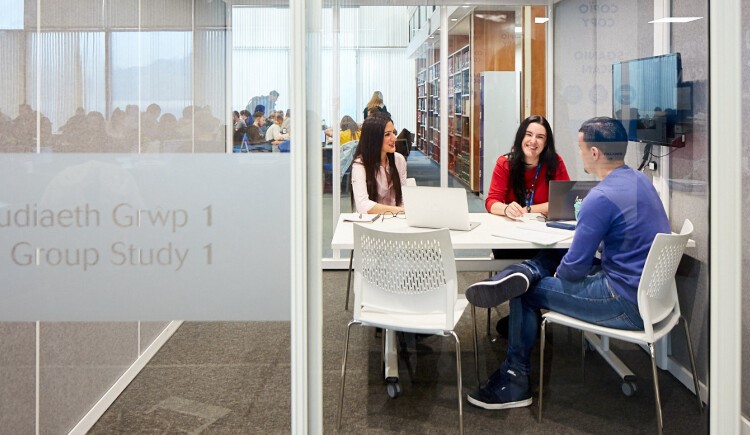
[342,213,380,223]
[493,221,574,246]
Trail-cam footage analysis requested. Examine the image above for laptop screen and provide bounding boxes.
[402,186,479,231]
[547,180,598,221]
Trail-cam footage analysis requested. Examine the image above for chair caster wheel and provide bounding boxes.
[386,380,401,399]
[621,378,638,397]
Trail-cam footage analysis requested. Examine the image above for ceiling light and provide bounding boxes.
[534,17,549,24]
[649,17,703,23]
[429,35,435,39]
[451,18,458,22]
[514,26,522,33]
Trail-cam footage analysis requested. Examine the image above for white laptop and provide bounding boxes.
[402,186,481,231]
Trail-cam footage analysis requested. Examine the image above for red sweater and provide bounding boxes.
[485,154,570,212]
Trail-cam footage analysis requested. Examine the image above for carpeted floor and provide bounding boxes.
[89,270,707,434]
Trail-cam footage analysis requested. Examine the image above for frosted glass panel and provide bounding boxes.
[0,153,291,321]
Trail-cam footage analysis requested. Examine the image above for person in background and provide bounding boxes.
[281,109,291,134]
[465,117,669,411]
[246,90,279,117]
[325,115,361,145]
[265,112,290,151]
[246,111,271,145]
[233,110,247,146]
[239,110,251,129]
[350,113,405,215]
[362,91,389,120]
[484,114,570,337]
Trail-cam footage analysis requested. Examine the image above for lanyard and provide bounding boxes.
[525,163,542,209]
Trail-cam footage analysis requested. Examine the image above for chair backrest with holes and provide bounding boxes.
[352,225,457,329]
[637,219,693,340]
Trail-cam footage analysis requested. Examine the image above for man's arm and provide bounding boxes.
[555,193,610,281]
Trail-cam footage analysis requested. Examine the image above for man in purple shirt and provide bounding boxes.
[466,117,670,411]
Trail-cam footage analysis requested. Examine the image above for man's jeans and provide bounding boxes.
[504,254,644,376]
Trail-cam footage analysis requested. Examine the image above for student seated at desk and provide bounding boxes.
[265,113,290,152]
[324,115,361,145]
[465,117,670,411]
[486,115,570,219]
[350,113,406,215]
[246,111,273,151]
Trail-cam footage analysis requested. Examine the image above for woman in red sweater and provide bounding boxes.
[485,115,570,337]
[486,115,570,218]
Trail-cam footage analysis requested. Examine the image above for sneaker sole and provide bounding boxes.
[467,395,532,410]
[465,273,530,308]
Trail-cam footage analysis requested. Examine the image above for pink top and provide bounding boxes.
[351,153,407,214]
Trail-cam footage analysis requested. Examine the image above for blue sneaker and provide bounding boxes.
[467,364,532,410]
[465,272,529,309]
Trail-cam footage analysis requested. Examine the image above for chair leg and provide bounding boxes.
[581,330,586,381]
[538,318,547,423]
[336,320,359,430]
[648,343,664,435]
[485,272,492,338]
[486,308,491,338]
[344,250,353,310]
[448,331,464,435]
[681,316,704,411]
[471,305,480,388]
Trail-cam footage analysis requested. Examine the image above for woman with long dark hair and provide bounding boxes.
[486,115,570,218]
[351,113,406,214]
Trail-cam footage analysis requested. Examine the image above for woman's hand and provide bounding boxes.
[503,201,525,219]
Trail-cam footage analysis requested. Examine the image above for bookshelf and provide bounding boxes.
[415,45,470,186]
[414,10,516,192]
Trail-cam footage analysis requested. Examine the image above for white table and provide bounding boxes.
[331,212,574,251]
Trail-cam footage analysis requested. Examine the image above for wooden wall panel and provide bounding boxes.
[471,11,515,190]
[527,6,547,117]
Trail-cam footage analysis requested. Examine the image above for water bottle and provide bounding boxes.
[573,197,583,221]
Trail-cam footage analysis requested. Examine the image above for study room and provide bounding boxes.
[0,1,745,434]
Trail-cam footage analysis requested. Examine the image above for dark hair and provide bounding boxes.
[253,111,265,119]
[578,117,628,161]
[233,110,239,118]
[353,113,402,207]
[507,115,558,207]
[240,109,250,117]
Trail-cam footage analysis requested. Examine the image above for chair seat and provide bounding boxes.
[542,310,680,345]
[358,296,469,335]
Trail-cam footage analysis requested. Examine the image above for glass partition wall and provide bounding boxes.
[1,1,293,433]
[0,0,723,433]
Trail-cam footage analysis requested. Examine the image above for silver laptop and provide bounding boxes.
[402,186,480,231]
[547,180,598,221]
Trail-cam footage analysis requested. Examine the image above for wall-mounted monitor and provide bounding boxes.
[612,53,690,147]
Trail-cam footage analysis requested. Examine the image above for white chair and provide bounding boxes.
[343,177,414,311]
[537,220,702,434]
[336,225,469,434]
